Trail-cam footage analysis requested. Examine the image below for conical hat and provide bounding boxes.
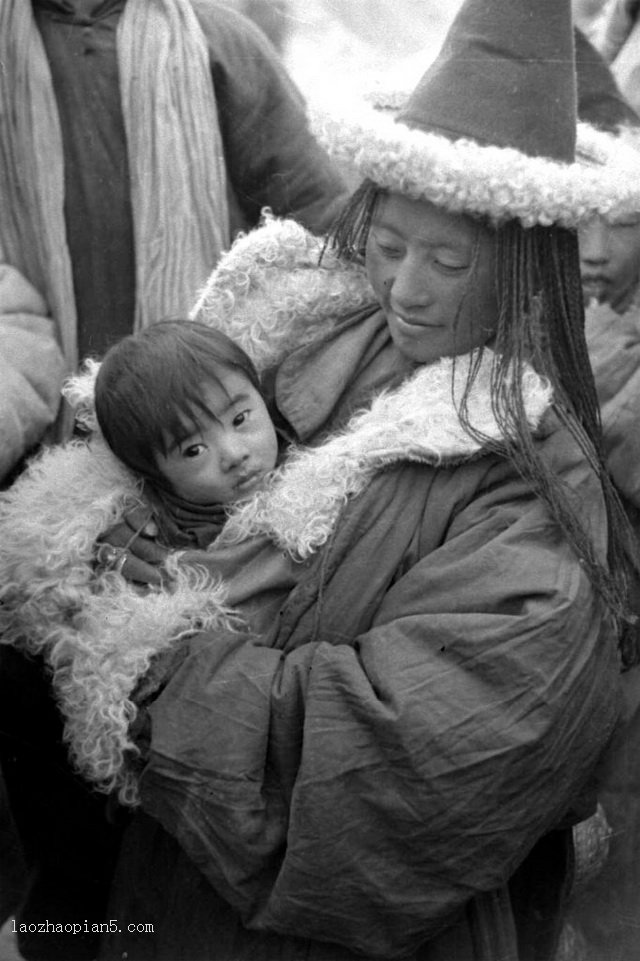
[310,0,640,227]
[399,0,576,162]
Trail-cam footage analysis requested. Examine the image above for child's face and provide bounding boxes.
[579,214,640,314]
[155,372,279,505]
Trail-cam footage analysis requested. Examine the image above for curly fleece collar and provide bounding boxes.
[0,218,552,801]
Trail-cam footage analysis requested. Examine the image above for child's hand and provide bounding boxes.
[94,506,169,587]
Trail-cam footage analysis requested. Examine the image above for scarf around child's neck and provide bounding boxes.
[145,482,228,549]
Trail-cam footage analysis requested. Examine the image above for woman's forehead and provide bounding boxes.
[372,192,487,249]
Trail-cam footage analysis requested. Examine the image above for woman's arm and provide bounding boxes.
[134,441,621,958]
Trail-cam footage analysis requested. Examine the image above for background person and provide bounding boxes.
[575,26,640,315]
[599,0,640,115]
[558,27,640,960]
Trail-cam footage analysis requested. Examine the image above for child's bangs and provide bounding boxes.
[155,353,238,456]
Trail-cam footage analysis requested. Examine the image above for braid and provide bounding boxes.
[458,222,639,665]
[325,178,381,263]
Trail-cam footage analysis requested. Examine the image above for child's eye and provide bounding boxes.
[182,443,206,459]
[232,409,251,428]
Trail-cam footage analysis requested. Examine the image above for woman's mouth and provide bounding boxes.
[392,311,435,330]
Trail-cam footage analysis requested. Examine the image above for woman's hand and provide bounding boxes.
[94,506,170,587]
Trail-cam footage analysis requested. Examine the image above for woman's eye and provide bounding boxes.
[435,258,468,273]
[376,240,403,259]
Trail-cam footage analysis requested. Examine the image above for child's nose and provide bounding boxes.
[219,435,249,471]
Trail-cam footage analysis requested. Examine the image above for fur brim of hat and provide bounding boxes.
[309,94,640,228]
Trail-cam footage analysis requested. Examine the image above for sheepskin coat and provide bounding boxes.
[0,218,621,960]
[111,221,617,961]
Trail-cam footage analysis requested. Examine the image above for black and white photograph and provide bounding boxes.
[1,2,640,960]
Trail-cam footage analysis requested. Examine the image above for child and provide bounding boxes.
[0,319,299,804]
[93,319,282,556]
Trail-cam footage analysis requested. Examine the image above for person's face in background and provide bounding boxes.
[579,213,640,314]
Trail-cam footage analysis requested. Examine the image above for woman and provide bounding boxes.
[3,0,640,958]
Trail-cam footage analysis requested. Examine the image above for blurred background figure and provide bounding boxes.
[223,0,291,53]
[575,24,640,313]
[579,208,640,314]
[573,0,614,43]
[566,29,640,961]
[599,0,640,115]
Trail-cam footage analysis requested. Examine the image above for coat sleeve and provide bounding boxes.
[191,1,348,236]
[137,446,620,958]
[0,266,65,484]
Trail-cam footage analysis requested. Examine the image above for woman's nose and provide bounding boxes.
[579,219,610,266]
[387,255,429,311]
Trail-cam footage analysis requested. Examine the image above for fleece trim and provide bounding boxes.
[308,92,640,228]
[218,350,552,558]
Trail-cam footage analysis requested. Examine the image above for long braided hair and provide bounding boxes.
[328,179,640,666]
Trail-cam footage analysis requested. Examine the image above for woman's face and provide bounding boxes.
[365,192,499,364]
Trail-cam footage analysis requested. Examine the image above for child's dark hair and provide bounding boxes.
[95,320,261,482]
